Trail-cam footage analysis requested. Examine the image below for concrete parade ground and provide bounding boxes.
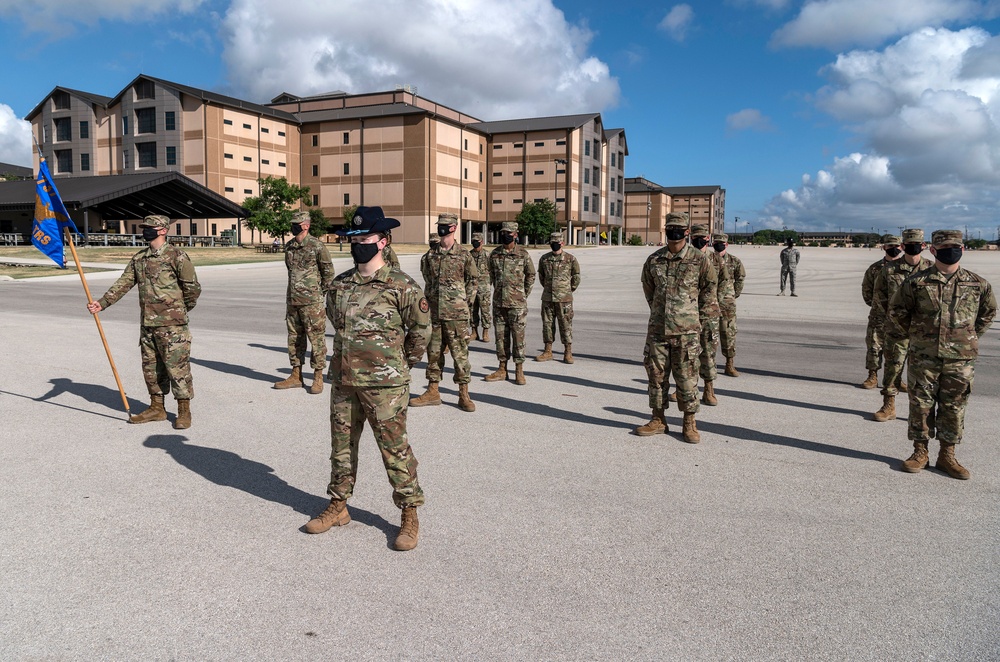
[1,245,998,660]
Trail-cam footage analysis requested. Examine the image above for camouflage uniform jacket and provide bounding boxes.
[641,243,718,336]
[538,251,581,303]
[707,251,733,317]
[780,247,800,269]
[383,245,400,269]
[862,258,890,320]
[285,234,335,306]
[470,248,492,288]
[489,244,535,308]
[724,252,746,299]
[97,242,200,326]
[873,257,933,321]
[889,266,996,360]
[325,263,431,388]
[419,243,478,321]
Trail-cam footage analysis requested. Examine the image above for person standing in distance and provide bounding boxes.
[484,221,535,385]
[690,225,726,406]
[888,229,995,479]
[779,237,799,296]
[860,235,903,389]
[273,210,336,394]
[636,213,717,443]
[411,213,478,412]
[87,215,201,429]
[712,233,745,377]
[469,232,492,342]
[382,229,400,269]
[536,231,581,364]
[305,206,431,551]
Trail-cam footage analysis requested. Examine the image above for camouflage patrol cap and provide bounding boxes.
[438,213,459,225]
[472,232,484,242]
[881,234,901,245]
[712,233,728,243]
[690,224,711,238]
[291,210,311,224]
[902,228,924,244]
[664,212,689,228]
[139,214,170,229]
[549,232,563,242]
[501,221,518,233]
[931,229,964,247]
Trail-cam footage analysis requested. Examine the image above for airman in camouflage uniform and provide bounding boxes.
[871,229,934,422]
[779,238,799,296]
[87,215,201,429]
[273,211,335,395]
[484,221,536,385]
[305,206,431,551]
[382,230,400,269]
[691,225,726,406]
[536,231,581,364]
[636,213,717,443]
[469,231,492,342]
[712,233,746,377]
[888,229,996,479]
[410,214,478,412]
[860,235,903,389]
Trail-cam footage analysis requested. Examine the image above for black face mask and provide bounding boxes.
[713,242,726,253]
[885,246,902,258]
[142,227,160,241]
[665,228,687,241]
[290,223,303,236]
[471,240,481,249]
[351,241,381,264]
[903,243,923,256]
[437,225,453,237]
[550,242,561,252]
[692,236,709,249]
[499,232,514,245]
[935,246,962,265]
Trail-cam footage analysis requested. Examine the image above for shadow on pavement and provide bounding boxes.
[518,368,646,396]
[448,384,634,430]
[735,366,857,387]
[23,377,145,415]
[1,387,129,422]
[248,343,289,354]
[714,387,871,418]
[190,357,289,384]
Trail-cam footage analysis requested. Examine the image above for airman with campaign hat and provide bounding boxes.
[337,205,401,236]
[469,231,491,341]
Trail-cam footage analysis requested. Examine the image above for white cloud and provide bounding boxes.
[0,0,205,33]
[658,4,694,42]
[726,108,775,132]
[219,0,620,120]
[770,0,990,50]
[0,103,32,167]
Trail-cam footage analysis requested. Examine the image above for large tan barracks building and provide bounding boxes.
[623,177,725,245]
[26,75,628,245]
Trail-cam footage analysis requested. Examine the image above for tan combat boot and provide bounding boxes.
[682,412,700,444]
[309,370,324,395]
[634,408,666,436]
[410,382,441,407]
[901,442,929,473]
[481,328,490,343]
[861,370,878,389]
[457,383,476,412]
[872,394,896,422]
[473,328,481,341]
[563,344,574,364]
[395,507,419,551]
[484,363,507,382]
[514,364,526,385]
[936,443,970,480]
[173,399,191,430]
[724,357,739,377]
[273,366,303,390]
[535,343,554,362]
[668,390,677,402]
[129,394,167,424]
[305,498,351,533]
[702,381,718,406]
[896,376,908,393]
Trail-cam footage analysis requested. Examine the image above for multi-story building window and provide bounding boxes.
[165,112,175,131]
[224,153,233,160]
[225,186,234,192]
[584,168,589,184]
[42,125,49,143]
[261,127,269,134]
[122,117,129,135]
[464,196,468,208]
[54,118,71,141]
[278,131,285,137]
[262,159,270,165]
[80,153,90,171]
[224,119,233,126]
[243,156,252,162]
[244,188,252,194]
[610,178,615,192]
[135,80,155,99]
[55,149,72,173]
[593,166,599,185]
[534,169,544,176]
[343,193,350,205]
[312,135,318,147]
[136,142,156,168]
[278,161,286,167]
[136,108,156,134]
[464,167,468,180]
[79,121,89,139]
[312,164,318,176]
[313,194,319,205]
[53,91,70,110]
[166,146,177,165]
[584,196,589,212]
[611,152,616,167]
[343,163,350,175]
[618,175,623,191]
[243,123,251,129]
[584,141,590,157]
[534,141,544,147]
[343,132,350,145]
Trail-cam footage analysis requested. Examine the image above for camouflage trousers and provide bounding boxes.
[286,302,327,371]
[644,332,701,413]
[493,306,528,364]
[426,319,472,384]
[880,334,908,396]
[719,312,737,358]
[139,324,193,400]
[471,286,492,330]
[541,301,573,345]
[780,267,796,294]
[328,383,424,509]
[698,317,720,382]
[906,353,975,445]
[865,315,886,372]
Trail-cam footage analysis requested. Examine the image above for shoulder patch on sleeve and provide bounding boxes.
[419,297,429,313]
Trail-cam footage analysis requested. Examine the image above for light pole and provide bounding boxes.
[734,216,739,241]
[554,158,567,244]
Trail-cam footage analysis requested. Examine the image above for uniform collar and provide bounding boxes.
[350,262,393,284]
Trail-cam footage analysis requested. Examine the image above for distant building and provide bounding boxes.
[0,162,32,181]
[623,177,725,244]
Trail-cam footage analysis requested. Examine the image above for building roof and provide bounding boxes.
[295,103,429,124]
[0,172,247,220]
[24,86,114,121]
[0,162,33,179]
[603,127,629,155]
[624,177,662,193]
[467,113,601,135]
[659,185,724,196]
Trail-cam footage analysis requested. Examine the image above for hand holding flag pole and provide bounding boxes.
[32,141,130,417]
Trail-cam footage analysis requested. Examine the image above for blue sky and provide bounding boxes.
[2,0,1000,239]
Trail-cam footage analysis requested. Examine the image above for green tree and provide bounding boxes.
[242,176,313,242]
[306,207,331,237]
[627,234,645,246]
[516,199,556,245]
[966,238,987,249]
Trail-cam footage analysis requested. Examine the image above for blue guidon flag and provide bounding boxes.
[32,158,78,267]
